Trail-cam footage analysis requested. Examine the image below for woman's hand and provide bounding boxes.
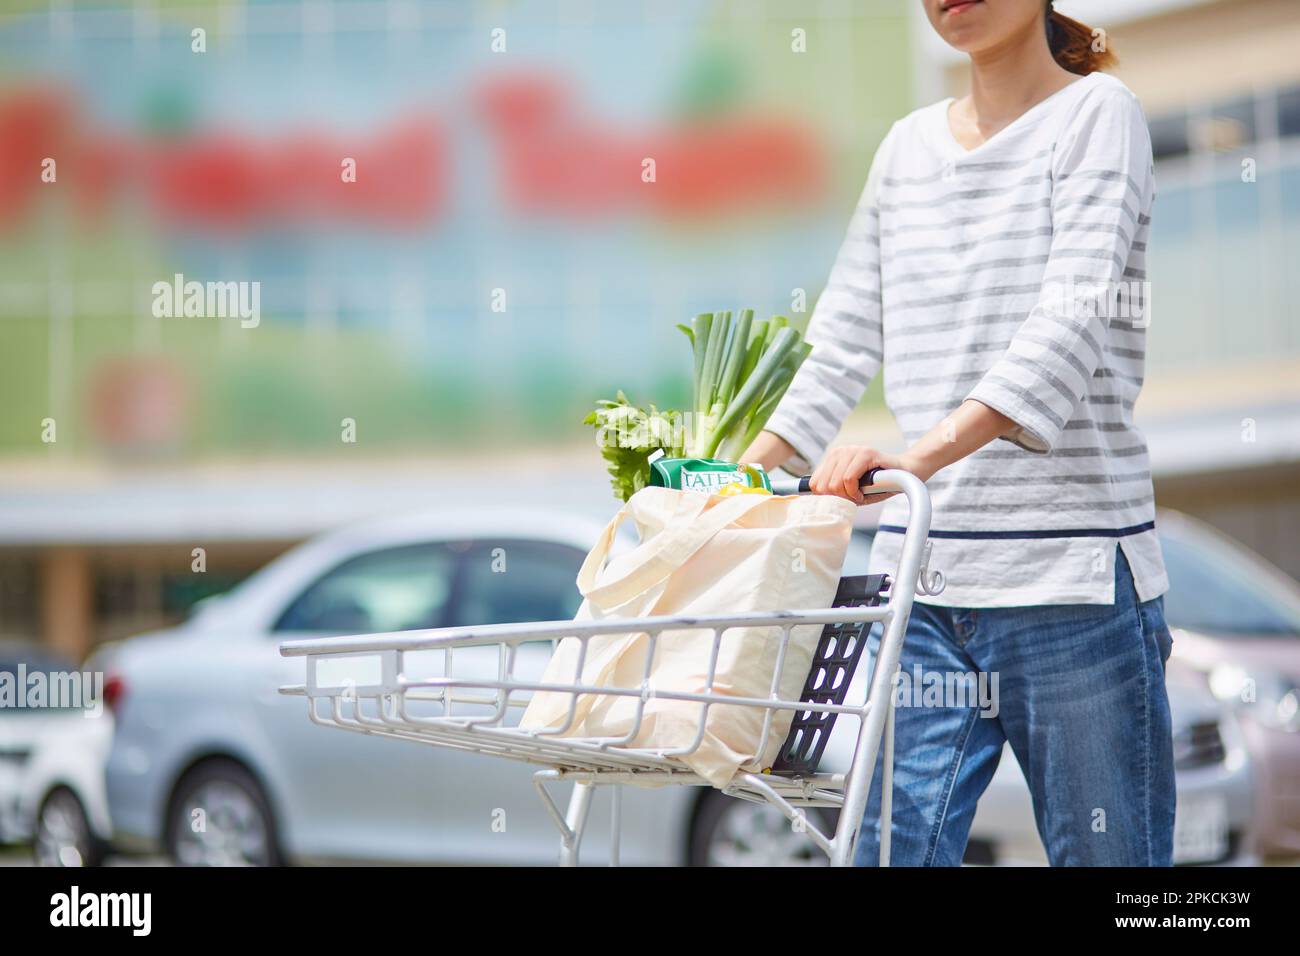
[810,401,1018,503]
[809,446,939,504]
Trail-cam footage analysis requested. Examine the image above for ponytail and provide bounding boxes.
[1046,2,1117,75]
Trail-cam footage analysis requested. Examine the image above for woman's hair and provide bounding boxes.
[1046,2,1118,75]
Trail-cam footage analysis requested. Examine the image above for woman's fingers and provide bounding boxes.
[843,449,878,503]
[829,452,859,503]
[817,447,879,504]
[810,445,905,504]
[824,449,858,502]
[812,447,851,497]
[808,448,841,496]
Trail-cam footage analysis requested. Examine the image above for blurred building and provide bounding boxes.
[0,0,915,659]
[3,0,1299,660]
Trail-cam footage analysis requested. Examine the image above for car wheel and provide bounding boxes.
[34,788,104,867]
[690,792,837,867]
[166,760,282,866]
[962,837,997,866]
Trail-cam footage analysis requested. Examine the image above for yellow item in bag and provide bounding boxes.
[715,481,772,497]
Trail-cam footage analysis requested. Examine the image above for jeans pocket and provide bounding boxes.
[1141,596,1174,666]
[1155,623,1173,666]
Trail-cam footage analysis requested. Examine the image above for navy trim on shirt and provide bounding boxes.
[875,521,1157,540]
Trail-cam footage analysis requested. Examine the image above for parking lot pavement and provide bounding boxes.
[0,846,168,866]
[0,846,32,866]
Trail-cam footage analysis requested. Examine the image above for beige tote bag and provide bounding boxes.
[520,486,856,787]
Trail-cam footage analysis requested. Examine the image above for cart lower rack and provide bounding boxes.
[279,469,938,866]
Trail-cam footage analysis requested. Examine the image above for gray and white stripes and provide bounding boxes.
[765,72,1168,607]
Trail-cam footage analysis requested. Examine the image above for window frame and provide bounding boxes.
[270,540,460,635]
[443,537,588,633]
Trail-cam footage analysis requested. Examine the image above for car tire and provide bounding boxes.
[33,787,104,868]
[689,791,839,867]
[165,760,283,867]
[962,837,997,866]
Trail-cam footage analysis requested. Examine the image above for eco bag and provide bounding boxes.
[520,486,856,787]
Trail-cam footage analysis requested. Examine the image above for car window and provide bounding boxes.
[274,544,455,634]
[450,540,585,627]
[1160,532,1300,636]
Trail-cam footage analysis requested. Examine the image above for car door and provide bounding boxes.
[266,535,681,864]
[431,537,685,864]
[426,538,593,860]
[263,542,466,862]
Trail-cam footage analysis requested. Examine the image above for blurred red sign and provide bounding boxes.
[0,75,823,232]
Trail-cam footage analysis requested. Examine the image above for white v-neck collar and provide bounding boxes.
[935,73,1097,160]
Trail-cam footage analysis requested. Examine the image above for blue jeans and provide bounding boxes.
[853,549,1176,866]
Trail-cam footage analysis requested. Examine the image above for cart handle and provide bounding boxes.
[770,467,882,497]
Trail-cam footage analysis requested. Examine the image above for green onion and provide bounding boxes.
[680,309,810,460]
[587,308,813,501]
[696,326,797,458]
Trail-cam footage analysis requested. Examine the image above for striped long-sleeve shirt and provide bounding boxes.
[765,72,1167,607]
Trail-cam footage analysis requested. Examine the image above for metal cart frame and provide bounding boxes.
[279,469,937,866]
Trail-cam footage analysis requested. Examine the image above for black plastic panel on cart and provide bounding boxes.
[770,573,890,776]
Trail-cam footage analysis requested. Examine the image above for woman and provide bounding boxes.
[743,0,1174,866]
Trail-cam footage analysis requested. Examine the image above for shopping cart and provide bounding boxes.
[278,468,940,866]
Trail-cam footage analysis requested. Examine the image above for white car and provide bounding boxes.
[0,642,114,866]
